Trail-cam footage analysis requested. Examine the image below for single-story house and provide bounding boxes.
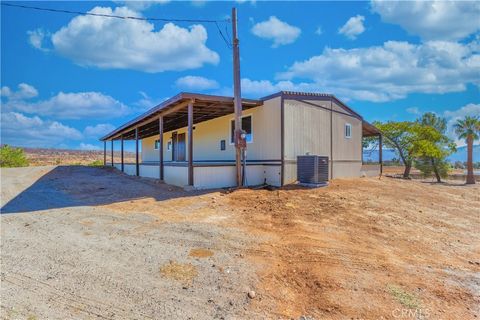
[100,91,382,189]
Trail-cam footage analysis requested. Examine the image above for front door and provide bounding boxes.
[174,133,186,161]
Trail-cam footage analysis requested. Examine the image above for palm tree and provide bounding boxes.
[454,116,480,184]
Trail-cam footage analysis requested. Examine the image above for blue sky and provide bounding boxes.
[1,0,479,151]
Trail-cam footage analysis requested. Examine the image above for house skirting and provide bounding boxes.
[111,162,281,189]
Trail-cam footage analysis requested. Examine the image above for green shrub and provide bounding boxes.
[414,157,450,179]
[88,160,103,167]
[0,145,29,167]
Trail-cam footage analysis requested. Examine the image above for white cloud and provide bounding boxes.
[84,124,116,138]
[0,112,82,148]
[36,6,218,73]
[406,107,421,115]
[134,91,166,110]
[27,28,49,52]
[251,16,301,47]
[3,85,130,119]
[236,0,256,5]
[371,0,480,41]
[1,83,38,100]
[191,1,207,7]
[338,15,365,40]
[175,75,219,90]
[79,143,101,150]
[114,1,170,11]
[315,26,323,36]
[443,103,480,146]
[240,78,300,96]
[275,39,480,102]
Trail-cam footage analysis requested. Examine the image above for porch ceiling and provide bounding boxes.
[101,93,262,141]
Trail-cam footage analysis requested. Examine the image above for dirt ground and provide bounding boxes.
[1,166,479,320]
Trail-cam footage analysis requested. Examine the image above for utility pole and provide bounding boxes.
[232,7,242,187]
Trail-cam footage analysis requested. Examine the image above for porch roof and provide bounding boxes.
[100,92,262,141]
[362,120,382,137]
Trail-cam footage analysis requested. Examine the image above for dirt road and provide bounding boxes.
[1,166,479,319]
[1,166,265,319]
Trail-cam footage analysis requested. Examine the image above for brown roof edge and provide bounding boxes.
[362,120,382,136]
[99,92,262,141]
[261,91,363,120]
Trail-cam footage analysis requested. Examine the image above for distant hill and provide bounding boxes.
[1,146,136,166]
[363,145,480,163]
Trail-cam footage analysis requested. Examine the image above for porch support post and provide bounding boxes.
[187,101,194,186]
[103,140,106,166]
[121,135,124,172]
[135,128,139,176]
[379,133,383,176]
[159,116,164,180]
[111,140,114,167]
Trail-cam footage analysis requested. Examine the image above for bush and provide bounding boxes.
[0,145,29,167]
[414,157,450,179]
[88,160,103,167]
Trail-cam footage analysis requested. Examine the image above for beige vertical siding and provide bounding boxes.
[332,112,362,161]
[361,164,381,177]
[332,100,355,115]
[141,96,281,163]
[332,162,362,178]
[283,98,363,183]
[283,99,331,183]
[283,162,297,184]
[284,100,331,160]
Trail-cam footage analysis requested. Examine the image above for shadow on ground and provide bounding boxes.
[1,166,213,214]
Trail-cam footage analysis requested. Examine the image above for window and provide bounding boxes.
[154,139,160,150]
[230,115,253,144]
[167,140,172,151]
[345,123,352,138]
[220,140,226,151]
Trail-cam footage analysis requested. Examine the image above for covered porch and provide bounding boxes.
[361,121,383,177]
[101,92,263,189]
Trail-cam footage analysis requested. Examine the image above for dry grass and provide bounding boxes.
[160,261,198,283]
[189,248,214,258]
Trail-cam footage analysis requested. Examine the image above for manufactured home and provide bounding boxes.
[100,91,382,189]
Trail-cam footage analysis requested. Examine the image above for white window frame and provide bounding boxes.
[345,123,352,139]
[155,139,172,151]
[229,114,253,145]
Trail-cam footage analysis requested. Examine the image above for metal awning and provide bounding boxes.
[101,92,262,141]
[362,121,381,137]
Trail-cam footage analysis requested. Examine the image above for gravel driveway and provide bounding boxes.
[1,166,263,320]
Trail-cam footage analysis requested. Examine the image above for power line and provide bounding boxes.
[2,2,233,49]
[1,2,230,24]
[215,21,232,49]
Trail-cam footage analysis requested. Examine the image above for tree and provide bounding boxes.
[374,121,417,178]
[410,122,455,182]
[454,116,480,184]
[0,145,29,167]
[413,113,456,182]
